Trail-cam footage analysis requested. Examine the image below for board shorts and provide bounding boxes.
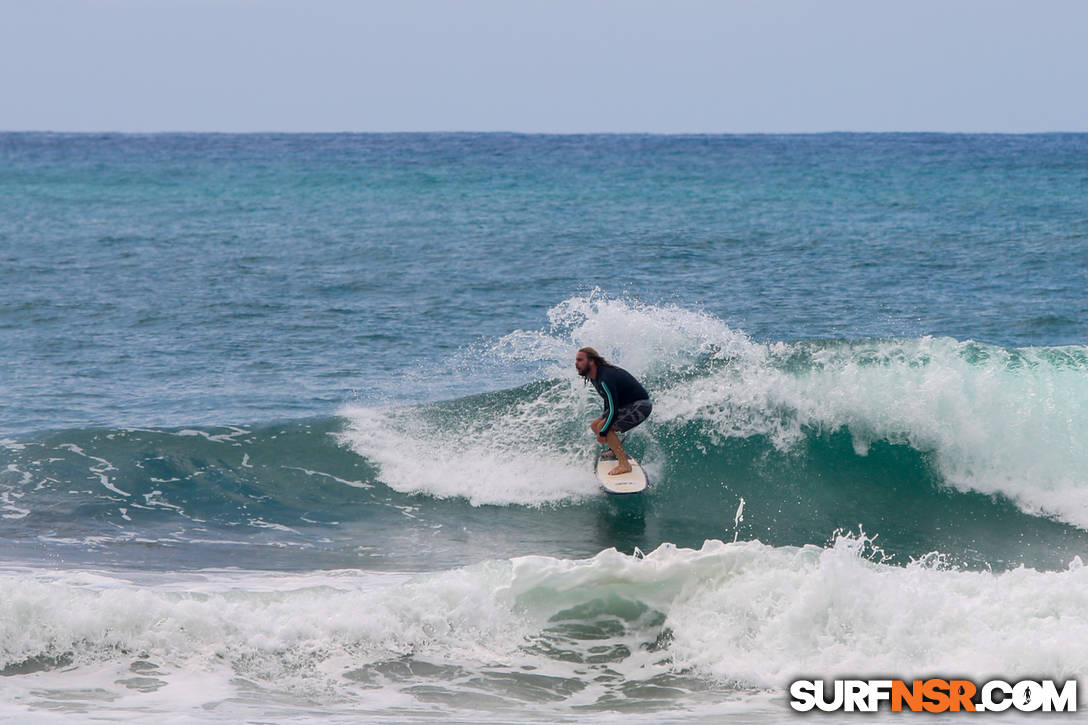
[612,399,652,433]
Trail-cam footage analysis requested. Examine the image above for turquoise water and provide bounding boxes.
[2,133,1087,721]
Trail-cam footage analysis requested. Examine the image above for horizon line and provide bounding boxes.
[4,129,1087,136]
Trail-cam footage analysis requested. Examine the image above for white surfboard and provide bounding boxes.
[595,451,648,494]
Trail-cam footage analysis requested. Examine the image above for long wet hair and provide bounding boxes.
[578,346,612,384]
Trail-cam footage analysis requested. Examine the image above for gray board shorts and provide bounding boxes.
[612,399,652,432]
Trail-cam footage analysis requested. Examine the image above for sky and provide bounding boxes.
[2,0,1087,133]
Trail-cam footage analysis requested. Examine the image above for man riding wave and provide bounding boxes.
[575,347,652,475]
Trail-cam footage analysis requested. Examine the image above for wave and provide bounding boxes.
[344,293,1088,526]
[2,536,1086,718]
[4,293,1088,569]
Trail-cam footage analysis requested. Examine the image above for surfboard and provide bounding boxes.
[595,451,648,494]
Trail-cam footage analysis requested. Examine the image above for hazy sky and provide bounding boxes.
[3,0,1086,133]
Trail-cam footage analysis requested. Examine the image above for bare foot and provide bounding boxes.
[608,464,632,476]
[600,450,616,460]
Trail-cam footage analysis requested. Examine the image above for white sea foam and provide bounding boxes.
[56,442,130,497]
[2,539,1087,721]
[338,390,599,506]
[1,463,32,519]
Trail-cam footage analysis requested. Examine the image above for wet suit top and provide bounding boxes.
[591,365,650,435]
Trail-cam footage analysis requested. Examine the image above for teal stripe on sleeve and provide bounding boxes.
[600,381,615,434]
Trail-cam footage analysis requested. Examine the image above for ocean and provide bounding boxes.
[1,132,1087,722]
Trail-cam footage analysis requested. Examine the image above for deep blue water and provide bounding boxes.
[1,133,1087,722]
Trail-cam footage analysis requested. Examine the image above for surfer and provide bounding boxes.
[575,347,652,475]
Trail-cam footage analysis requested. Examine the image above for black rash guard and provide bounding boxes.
[590,365,650,435]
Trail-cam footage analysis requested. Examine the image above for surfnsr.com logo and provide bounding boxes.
[789,679,1077,713]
